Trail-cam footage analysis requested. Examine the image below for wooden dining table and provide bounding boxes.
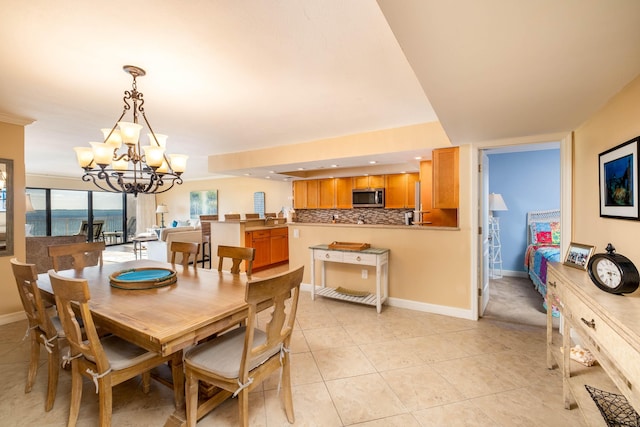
[37,259,251,427]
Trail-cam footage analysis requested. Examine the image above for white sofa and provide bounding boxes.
[146,226,203,264]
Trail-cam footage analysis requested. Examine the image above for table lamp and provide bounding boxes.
[156,204,169,228]
[488,193,508,216]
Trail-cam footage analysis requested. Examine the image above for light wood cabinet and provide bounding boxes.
[318,179,336,209]
[245,227,289,270]
[385,173,419,208]
[353,175,384,189]
[292,180,319,209]
[432,147,459,208]
[419,160,458,227]
[269,227,289,264]
[335,177,353,209]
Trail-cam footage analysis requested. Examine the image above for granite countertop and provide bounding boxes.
[288,222,458,231]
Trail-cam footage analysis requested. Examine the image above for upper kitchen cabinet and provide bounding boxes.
[385,173,419,208]
[335,177,353,209]
[293,180,319,209]
[432,147,459,209]
[353,175,384,189]
[318,179,336,209]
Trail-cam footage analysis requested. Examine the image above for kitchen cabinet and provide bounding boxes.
[245,226,289,270]
[293,180,319,209]
[318,179,335,209]
[419,160,458,227]
[432,147,459,208]
[269,227,289,264]
[353,175,384,189]
[335,177,353,208]
[385,173,419,208]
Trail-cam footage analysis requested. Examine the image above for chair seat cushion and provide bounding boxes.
[185,327,279,379]
[85,335,158,371]
[50,315,66,338]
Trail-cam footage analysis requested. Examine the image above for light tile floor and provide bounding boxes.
[1,253,588,426]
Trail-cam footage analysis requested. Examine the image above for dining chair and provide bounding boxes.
[10,258,65,412]
[48,270,184,427]
[184,265,304,427]
[48,241,105,271]
[170,241,201,269]
[244,213,260,219]
[224,214,241,221]
[217,245,256,276]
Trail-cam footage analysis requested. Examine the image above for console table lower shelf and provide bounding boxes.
[309,244,389,313]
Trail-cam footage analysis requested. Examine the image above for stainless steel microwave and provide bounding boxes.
[352,188,385,208]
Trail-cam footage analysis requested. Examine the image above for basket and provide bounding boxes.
[109,267,177,290]
[585,385,640,427]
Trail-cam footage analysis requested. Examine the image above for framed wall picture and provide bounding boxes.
[190,190,218,220]
[564,242,595,270]
[599,136,639,220]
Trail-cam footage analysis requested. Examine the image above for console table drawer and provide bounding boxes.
[314,250,343,262]
[343,252,376,265]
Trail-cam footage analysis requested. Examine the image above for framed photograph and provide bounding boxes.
[564,242,595,270]
[599,136,639,220]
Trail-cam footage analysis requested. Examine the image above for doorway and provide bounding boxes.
[477,140,568,322]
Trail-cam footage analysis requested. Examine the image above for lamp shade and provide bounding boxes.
[26,194,35,212]
[156,204,169,214]
[489,193,508,211]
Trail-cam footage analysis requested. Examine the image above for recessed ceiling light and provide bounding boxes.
[331,164,338,168]
[269,170,276,174]
[414,156,422,160]
[297,167,304,171]
[244,173,251,176]
[369,161,377,164]
[265,176,271,179]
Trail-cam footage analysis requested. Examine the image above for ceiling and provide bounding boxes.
[2,1,640,182]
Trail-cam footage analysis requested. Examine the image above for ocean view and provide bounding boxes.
[26,209,126,237]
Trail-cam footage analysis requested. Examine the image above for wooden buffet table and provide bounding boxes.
[546,262,640,426]
[37,259,250,427]
[309,244,389,313]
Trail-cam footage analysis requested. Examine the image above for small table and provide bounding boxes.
[102,231,124,245]
[309,244,389,313]
[132,235,158,259]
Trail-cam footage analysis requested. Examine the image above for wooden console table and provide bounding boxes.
[309,244,389,313]
[546,262,640,425]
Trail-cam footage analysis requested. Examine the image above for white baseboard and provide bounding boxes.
[0,311,25,326]
[300,283,475,320]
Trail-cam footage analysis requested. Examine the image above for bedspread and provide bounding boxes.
[525,244,560,316]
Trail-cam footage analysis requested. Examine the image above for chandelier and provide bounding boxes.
[74,65,188,196]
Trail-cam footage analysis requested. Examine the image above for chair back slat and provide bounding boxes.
[241,266,303,371]
[48,241,105,271]
[11,258,56,336]
[217,245,255,275]
[170,241,200,269]
[48,270,109,372]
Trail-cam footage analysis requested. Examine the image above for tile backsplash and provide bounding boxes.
[295,208,414,225]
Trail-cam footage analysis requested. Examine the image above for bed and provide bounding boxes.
[523,209,561,316]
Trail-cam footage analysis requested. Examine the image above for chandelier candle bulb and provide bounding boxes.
[101,128,122,148]
[148,133,167,147]
[118,121,143,145]
[112,158,129,171]
[90,142,114,166]
[74,147,94,168]
[169,154,188,173]
[142,145,165,168]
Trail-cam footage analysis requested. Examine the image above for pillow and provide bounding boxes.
[177,220,190,227]
[172,220,178,227]
[530,221,560,245]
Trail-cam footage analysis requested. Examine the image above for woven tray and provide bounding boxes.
[328,241,370,251]
[109,267,177,290]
